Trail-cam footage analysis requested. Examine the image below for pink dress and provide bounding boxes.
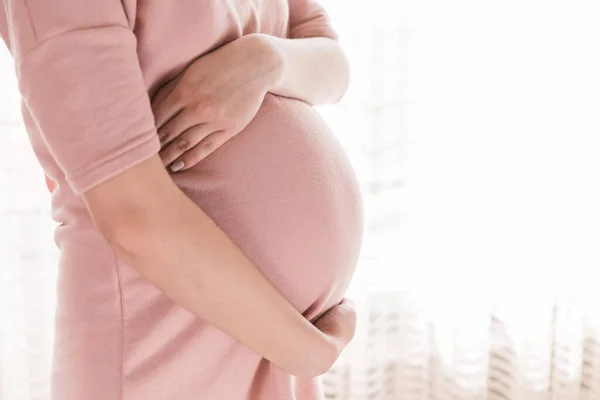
[0,1,363,399]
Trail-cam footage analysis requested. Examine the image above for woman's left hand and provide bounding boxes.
[151,34,281,172]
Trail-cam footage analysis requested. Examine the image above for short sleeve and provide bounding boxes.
[288,0,338,40]
[1,0,160,194]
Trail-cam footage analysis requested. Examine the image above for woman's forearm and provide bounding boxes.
[85,156,339,378]
[249,34,350,105]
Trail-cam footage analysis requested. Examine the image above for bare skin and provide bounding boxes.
[152,33,350,171]
[84,34,354,377]
[84,155,356,378]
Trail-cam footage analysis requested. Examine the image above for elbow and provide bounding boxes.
[292,339,341,379]
[337,43,351,97]
[94,214,122,248]
[308,48,349,106]
[100,222,136,257]
[99,216,165,282]
[337,54,351,103]
[328,46,350,104]
[93,208,149,263]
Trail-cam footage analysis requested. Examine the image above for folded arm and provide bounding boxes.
[1,0,350,377]
[86,155,342,377]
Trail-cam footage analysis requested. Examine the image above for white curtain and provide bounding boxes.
[324,289,600,400]
[2,1,600,399]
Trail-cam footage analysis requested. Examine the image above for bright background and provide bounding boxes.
[2,1,600,399]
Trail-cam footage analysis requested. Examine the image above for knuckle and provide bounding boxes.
[158,130,170,142]
[177,138,191,151]
[204,105,218,119]
[201,140,215,151]
[215,108,229,123]
[193,99,218,119]
[192,101,205,113]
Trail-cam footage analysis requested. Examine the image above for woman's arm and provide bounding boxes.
[85,155,351,378]
[151,0,350,168]
[259,34,350,105]
[263,0,350,105]
[1,0,353,377]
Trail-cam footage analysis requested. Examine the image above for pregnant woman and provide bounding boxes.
[0,0,363,399]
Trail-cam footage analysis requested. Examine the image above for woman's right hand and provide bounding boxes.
[151,34,281,173]
[314,299,357,359]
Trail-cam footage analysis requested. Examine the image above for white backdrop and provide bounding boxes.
[3,1,600,399]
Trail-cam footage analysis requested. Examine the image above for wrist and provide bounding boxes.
[242,33,285,93]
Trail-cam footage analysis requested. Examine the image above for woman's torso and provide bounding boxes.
[49,1,363,399]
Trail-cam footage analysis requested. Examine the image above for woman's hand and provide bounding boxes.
[151,34,282,172]
[314,298,357,359]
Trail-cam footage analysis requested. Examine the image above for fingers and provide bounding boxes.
[320,298,357,343]
[153,88,185,130]
[336,302,357,342]
[157,108,202,147]
[335,300,357,321]
[164,130,229,172]
[159,124,215,168]
[314,298,356,324]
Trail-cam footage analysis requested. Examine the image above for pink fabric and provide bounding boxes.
[1,1,363,399]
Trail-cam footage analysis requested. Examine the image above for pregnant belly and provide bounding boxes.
[173,94,364,318]
[48,94,363,398]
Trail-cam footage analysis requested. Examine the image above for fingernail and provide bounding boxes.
[170,161,184,172]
